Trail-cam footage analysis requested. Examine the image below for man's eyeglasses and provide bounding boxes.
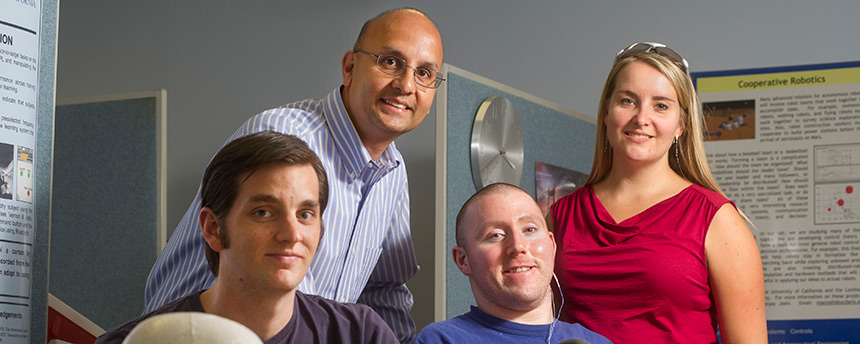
[615,42,689,75]
[355,49,445,89]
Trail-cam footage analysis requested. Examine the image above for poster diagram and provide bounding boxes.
[16,146,32,203]
[815,183,858,224]
[814,143,860,224]
[814,143,860,183]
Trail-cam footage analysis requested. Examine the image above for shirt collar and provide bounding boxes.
[323,87,402,177]
[468,306,554,335]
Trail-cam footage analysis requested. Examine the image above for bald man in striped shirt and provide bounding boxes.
[144,8,444,343]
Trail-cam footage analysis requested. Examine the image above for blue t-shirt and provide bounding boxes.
[415,306,612,344]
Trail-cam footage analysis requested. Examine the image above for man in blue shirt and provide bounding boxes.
[415,183,611,344]
[98,132,398,344]
[144,8,444,342]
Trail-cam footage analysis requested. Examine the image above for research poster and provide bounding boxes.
[694,61,860,343]
[0,0,40,342]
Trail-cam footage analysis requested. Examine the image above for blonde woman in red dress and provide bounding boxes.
[549,42,766,343]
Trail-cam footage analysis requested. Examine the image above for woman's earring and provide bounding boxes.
[674,135,680,163]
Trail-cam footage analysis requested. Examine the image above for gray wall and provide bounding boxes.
[55,0,860,330]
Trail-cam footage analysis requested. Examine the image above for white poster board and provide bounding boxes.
[694,61,860,342]
[0,0,41,342]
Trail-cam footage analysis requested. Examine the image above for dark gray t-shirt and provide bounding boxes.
[95,290,398,344]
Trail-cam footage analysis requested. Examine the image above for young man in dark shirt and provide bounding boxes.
[96,131,398,343]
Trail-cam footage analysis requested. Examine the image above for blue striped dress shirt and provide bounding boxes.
[143,87,418,342]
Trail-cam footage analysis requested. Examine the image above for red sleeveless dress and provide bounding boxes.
[550,184,731,343]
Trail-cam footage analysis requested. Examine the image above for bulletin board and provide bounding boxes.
[434,65,596,319]
[50,90,167,330]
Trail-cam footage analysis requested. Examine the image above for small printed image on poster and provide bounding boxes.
[813,143,860,225]
[703,99,755,141]
[814,182,858,224]
[0,143,13,200]
[16,146,32,204]
[534,161,588,215]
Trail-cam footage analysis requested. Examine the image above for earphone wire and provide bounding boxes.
[546,272,565,344]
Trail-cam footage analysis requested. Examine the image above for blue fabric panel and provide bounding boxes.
[50,97,159,330]
[445,72,595,318]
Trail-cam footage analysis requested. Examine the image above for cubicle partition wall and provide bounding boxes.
[50,90,166,331]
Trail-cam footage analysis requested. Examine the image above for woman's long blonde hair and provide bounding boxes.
[585,52,727,199]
